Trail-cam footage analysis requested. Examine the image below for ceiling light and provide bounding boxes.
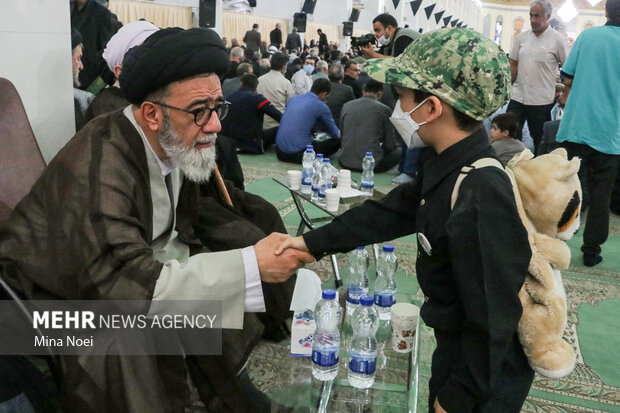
[223,0,252,13]
[586,0,602,6]
[558,0,578,22]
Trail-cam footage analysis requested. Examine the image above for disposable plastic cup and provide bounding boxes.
[287,170,302,190]
[325,188,340,212]
[391,303,419,353]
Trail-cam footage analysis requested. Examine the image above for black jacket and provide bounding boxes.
[221,87,282,153]
[304,128,532,411]
[270,28,282,46]
[326,82,355,128]
[71,0,120,90]
[343,75,362,99]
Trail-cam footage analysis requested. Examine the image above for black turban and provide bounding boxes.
[119,27,230,105]
[71,28,83,50]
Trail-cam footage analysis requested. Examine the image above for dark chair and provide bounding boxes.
[0,78,61,410]
[0,77,46,223]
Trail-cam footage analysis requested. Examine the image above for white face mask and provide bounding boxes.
[390,98,441,148]
[377,33,390,46]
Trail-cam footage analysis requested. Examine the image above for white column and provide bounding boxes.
[0,0,75,162]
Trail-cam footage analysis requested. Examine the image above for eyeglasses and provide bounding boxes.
[152,101,230,126]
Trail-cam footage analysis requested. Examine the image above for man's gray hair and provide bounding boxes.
[259,58,271,69]
[309,47,319,58]
[328,64,344,82]
[316,60,328,72]
[531,0,552,15]
[236,62,253,77]
[230,47,244,59]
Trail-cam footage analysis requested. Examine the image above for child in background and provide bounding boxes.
[491,112,527,166]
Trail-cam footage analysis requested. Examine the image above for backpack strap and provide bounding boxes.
[450,158,505,210]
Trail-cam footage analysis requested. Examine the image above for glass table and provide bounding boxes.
[273,177,386,287]
[265,305,422,413]
[267,178,421,411]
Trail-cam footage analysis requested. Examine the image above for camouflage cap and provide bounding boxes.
[365,28,511,121]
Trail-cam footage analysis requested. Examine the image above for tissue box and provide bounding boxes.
[290,309,315,357]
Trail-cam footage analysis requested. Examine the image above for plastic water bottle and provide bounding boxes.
[329,164,340,188]
[316,158,332,208]
[374,244,398,320]
[321,158,333,190]
[312,289,342,380]
[311,154,324,203]
[361,152,375,196]
[348,295,379,389]
[346,247,370,317]
[301,146,315,195]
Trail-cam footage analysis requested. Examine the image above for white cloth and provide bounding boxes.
[510,27,568,106]
[123,106,266,327]
[103,21,160,72]
[257,70,294,130]
[291,70,312,97]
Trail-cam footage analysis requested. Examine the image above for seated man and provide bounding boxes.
[326,64,355,129]
[221,74,282,153]
[222,62,253,99]
[338,79,399,172]
[71,28,95,130]
[0,27,312,412]
[291,57,314,96]
[343,60,363,99]
[85,22,244,189]
[275,78,341,163]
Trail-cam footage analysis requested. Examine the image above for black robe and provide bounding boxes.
[0,110,293,412]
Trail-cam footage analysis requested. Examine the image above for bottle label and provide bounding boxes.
[312,348,339,367]
[361,182,374,189]
[374,292,395,308]
[349,353,376,374]
[302,170,313,186]
[318,187,326,198]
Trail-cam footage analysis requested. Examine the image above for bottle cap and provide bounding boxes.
[360,295,374,306]
[306,148,313,153]
[365,152,373,156]
[316,153,324,158]
[306,145,313,150]
[322,289,336,300]
[356,246,365,250]
[383,244,395,253]
[323,158,330,162]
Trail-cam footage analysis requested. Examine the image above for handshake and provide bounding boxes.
[254,233,313,283]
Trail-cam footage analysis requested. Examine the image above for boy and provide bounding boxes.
[277,28,534,412]
[491,112,526,165]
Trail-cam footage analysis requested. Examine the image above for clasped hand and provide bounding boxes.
[254,233,313,282]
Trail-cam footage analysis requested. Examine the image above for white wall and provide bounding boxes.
[149,0,482,49]
[0,0,75,163]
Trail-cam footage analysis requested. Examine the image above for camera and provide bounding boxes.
[351,33,376,49]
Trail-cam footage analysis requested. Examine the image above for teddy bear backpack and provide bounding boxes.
[450,148,581,379]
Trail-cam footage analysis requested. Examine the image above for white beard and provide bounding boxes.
[158,110,217,183]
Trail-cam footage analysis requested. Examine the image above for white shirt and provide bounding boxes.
[291,69,313,97]
[123,106,266,317]
[257,70,295,130]
[511,27,568,106]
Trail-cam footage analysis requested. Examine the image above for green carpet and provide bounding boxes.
[241,147,620,413]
